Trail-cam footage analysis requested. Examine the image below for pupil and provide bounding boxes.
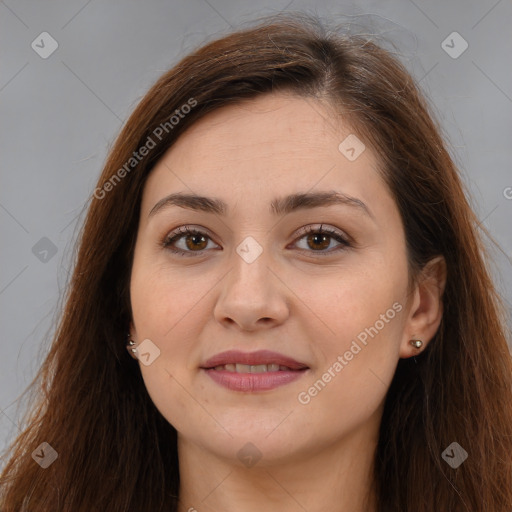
[187,234,206,250]
[309,234,329,250]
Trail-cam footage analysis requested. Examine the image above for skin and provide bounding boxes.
[129,92,446,512]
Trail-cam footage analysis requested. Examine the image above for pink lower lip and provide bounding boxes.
[203,368,307,391]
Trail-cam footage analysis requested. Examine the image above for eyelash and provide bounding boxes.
[161,224,351,258]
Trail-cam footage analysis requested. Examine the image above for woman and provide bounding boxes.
[1,12,511,512]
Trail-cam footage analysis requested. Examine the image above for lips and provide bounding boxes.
[209,363,294,373]
[200,350,309,371]
[200,350,309,391]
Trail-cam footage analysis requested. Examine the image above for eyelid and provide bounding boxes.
[292,224,351,244]
[161,225,219,254]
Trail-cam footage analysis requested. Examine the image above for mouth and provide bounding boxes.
[208,363,301,373]
[200,349,309,371]
[200,350,309,391]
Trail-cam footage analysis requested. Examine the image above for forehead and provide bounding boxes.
[141,92,389,218]
[165,92,359,164]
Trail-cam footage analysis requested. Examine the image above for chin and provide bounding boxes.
[205,434,308,468]
[185,414,313,466]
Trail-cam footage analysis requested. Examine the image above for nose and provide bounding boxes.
[213,244,290,332]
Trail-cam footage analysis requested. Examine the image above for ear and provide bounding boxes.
[399,255,447,358]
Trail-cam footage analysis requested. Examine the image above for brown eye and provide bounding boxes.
[306,232,331,251]
[183,233,208,251]
[162,224,351,257]
[162,226,217,256]
[293,225,351,255]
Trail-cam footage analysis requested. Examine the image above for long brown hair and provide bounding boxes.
[1,12,511,512]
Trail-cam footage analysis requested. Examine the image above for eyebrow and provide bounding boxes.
[148,191,374,220]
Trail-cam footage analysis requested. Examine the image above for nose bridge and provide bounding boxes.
[228,235,273,303]
[214,234,289,328]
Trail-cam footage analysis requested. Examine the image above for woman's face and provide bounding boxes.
[129,92,416,465]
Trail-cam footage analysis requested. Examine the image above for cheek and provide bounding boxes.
[296,257,406,388]
[139,365,196,435]
[298,264,404,340]
[296,360,390,443]
[130,262,211,426]
[296,296,403,432]
[130,257,207,340]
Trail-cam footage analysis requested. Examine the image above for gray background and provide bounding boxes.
[1,0,511,460]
